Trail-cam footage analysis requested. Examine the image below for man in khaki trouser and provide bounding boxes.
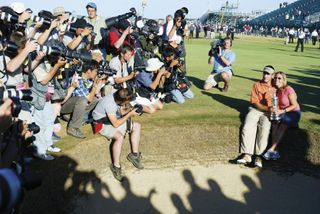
[236,65,276,168]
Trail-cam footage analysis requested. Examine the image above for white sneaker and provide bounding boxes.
[34,153,55,161]
[236,154,252,164]
[47,146,61,153]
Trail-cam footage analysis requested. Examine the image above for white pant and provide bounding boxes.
[31,102,55,155]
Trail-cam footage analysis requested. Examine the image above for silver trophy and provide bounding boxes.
[270,92,281,121]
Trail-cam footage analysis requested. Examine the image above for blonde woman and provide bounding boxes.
[264,71,301,160]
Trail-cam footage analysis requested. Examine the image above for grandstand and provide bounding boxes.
[245,0,320,28]
[199,1,244,26]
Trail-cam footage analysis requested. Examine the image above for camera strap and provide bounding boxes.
[0,51,8,83]
[2,50,7,71]
[27,54,33,87]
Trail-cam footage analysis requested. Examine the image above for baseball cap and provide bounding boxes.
[72,18,87,29]
[53,6,65,17]
[10,2,26,14]
[262,66,275,74]
[86,2,97,9]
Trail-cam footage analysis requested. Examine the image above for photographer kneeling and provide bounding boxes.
[162,46,194,104]
[135,58,167,113]
[204,37,236,92]
[92,88,142,181]
[60,60,104,139]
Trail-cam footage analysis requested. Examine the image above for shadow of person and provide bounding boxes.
[264,128,320,178]
[187,76,205,90]
[116,177,160,214]
[182,169,212,213]
[241,175,264,213]
[242,170,320,214]
[207,179,249,213]
[310,119,320,125]
[20,155,117,214]
[170,193,192,214]
[200,91,248,122]
[181,170,248,213]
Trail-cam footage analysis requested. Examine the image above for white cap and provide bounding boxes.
[146,58,164,72]
[10,2,26,14]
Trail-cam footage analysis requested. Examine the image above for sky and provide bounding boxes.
[1,0,297,19]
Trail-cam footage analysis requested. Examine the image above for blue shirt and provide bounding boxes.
[72,78,93,97]
[136,71,154,89]
[213,50,236,73]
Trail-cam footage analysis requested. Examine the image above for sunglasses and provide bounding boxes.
[274,77,283,80]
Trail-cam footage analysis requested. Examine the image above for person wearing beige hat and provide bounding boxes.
[235,65,276,168]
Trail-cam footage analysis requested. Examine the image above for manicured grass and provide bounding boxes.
[56,36,320,165]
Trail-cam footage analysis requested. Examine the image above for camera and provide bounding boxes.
[27,122,40,134]
[134,104,143,115]
[97,61,117,77]
[208,39,225,57]
[174,7,188,37]
[0,11,26,32]
[31,10,56,30]
[0,168,42,213]
[0,37,18,54]
[35,42,92,63]
[32,15,52,29]
[105,8,137,29]
[0,11,19,23]
[2,88,33,101]
[140,19,159,38]
[0,88,33,118]
[36,44,61,57]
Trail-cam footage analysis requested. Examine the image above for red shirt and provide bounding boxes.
[108,27,132,56]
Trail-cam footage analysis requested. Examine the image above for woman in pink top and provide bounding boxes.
[264,71,301,160]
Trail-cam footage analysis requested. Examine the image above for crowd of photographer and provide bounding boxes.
[0,1,194,190]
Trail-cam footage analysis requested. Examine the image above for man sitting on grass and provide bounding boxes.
[235,65,276,168]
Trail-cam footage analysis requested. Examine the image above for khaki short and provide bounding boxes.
[205,70,233,86]
[99,122,127,139]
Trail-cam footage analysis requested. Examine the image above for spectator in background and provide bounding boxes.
[263,71,301,161]
[295,28,305,52]
[288,28,295,43]
[311,29,318,46]
[304,28,310,44]
[195,23,201,38]
[284,28,289,45]
[189,23,195,39]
